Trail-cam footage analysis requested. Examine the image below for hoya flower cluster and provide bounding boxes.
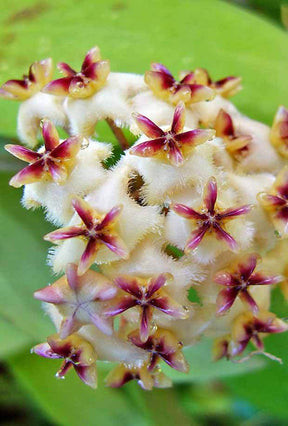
[2,47,288,390]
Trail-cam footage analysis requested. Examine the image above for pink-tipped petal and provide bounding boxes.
[9,160,45,188]
[42,77,72,96]
[172,204,206,220]
[146,274,168,298]
[52,136,82,159]
[60,316,80,339]
[185,225,209,251]
[145,70,175,92]
[47,160,68,184]
[258,194,286,208]
[99,234,129,259]
[151,63,174,77]
[220,204,252,219]
[163,351,188,373]
[57,62,76,77]
[103,296,137,317]
[84,60,110,80]
[187,83,215,103]
[44,226,84,242]
[171,102,185,134]
[149,294,187,319]
[239,290,258,313]
[213,223,237,249]
[238,254,259,281]
[168,142,184,166]
[72,197,95,230]
[114,276,142,298]
[75,364,97,388]
[175,129,215,146]
[215,109,234,137]
[132,113,164,138]
[203,177,217,213]
[34,285,66,304]
[42,119,59,151]
[140,305,153,342]
[214,271,235,286]
[32,342,61,359]
[216,287,239,315]
[4,144,41,162]
[249,272,282,286]
[89,312,113,335]
[66,263,79,291]
[130,137,165,157]
[97,205,122,230]
[81,46,101,71]
[78,238,99,275]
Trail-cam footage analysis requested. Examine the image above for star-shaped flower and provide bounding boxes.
[0,58,53,100]
[257,166,288,238]
[130,102,215,166]
[270,105,288,158]
[215,253,282,315]
[230,311,288,357]
[5,120,82,188]
[44,197,129,275]
[34,263,116,338]
[214,109,251,158]
[42,46,110,99]
[128,328,188,372]
[182,67,242,98]
[145,63,215,105]
[32,333,97,388]
[172,176,252,252]
[104,274,188,342]
[105,362,172,390]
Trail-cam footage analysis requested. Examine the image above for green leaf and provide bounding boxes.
[161,338,264,384]
[8,350,148,426]
[0,0,288,137]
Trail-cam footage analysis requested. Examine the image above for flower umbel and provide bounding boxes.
[173,177,252,252]
[5,120,82,187]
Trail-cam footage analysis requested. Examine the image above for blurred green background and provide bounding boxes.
[0,0,288,424]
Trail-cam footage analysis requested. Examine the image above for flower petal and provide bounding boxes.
[149,292,188,319]
[42,77,72,96]
[171,101,185,134]
[220,204,252,219]
[44,226,85,242]
[132,113,164,138]
[34,284,66,304]
[175,129,215,146]
[213,223,237,249]
[146,274,169,298]
[129,137,165,157]
[72,197,95,230]
[140,305,153,342]
[51,135,82,160]
[99,233,129,258]
[5,144,41,162]
[103,296,137,316]
[215,109,234,137]
[75,364,97,388]
[172,204,207,220]
[9,160,45,188]
[47,160,68,184]
[145,70,175,94]
[81,46,101,71]
[238,253,259,282]
[168,142,184,166]
[239,290,258,313]
[57,62,77,77]
[185,224,209,252]
[249,272,282,286]
[41,119,60,151]
[78,238,99,275]
[32,342,61,359]
[216,287,239,315]
[97,205,122,230]
[84,60,110,82]
[214,271,235,286]
[203,177,217,213]
[150,63,174,77]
